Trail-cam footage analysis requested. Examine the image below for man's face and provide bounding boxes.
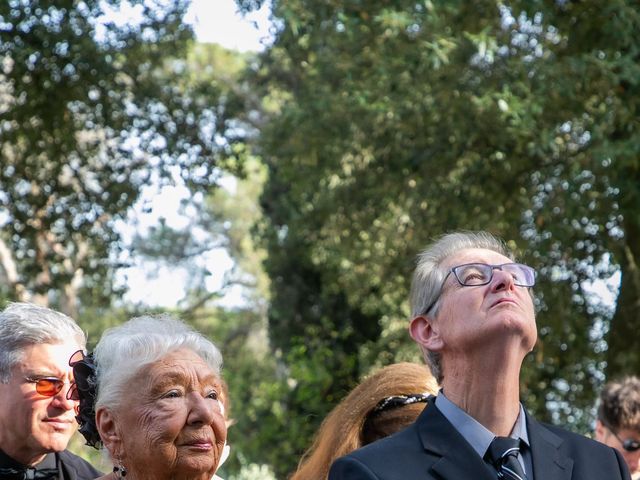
[414,248,537,363]
[595,420,640,476]
[0,341,81,465]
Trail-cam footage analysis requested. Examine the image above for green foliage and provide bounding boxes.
[0,2,240,314]
[230,0,640,475]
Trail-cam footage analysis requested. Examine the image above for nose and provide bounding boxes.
[187,393,219,426]
[490,266,515,292]
[52,384,76,411]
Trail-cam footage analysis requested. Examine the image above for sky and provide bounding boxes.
[116,0,271,308]
[185,0,272,52]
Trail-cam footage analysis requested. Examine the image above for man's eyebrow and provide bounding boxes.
[24,370,63,378]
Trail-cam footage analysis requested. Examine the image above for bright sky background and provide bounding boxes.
[116,0,271,308]
[185,0,273,52]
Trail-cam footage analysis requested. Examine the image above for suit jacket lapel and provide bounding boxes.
[526,412,573,480]
[417,397,497,480]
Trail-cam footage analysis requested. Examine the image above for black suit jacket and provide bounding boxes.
[329,397,630,480]
[59,450,103,480]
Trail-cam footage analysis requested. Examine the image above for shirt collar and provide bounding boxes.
[435,390,530,459]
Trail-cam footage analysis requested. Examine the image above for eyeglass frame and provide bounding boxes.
[600,417,640,453]
[66,349,89,403]
[24,375,73,397]
[422,262,537,315]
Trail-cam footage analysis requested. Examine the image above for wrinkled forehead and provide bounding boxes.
[137,348,219,384]
[441,248,514,270]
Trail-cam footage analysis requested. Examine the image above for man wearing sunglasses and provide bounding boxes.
[0,302,102,479]
[595,376,640,479]
[330,231,630,480]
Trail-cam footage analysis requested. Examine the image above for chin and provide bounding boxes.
[176,460,217,477]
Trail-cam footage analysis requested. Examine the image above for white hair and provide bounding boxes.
[0,302,86,382]
[94,314,223,412]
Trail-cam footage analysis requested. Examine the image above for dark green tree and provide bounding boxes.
[233,0,639,475]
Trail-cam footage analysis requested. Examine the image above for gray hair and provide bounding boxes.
[0,302,86,383]
[94,314,223,412]
[410,231,513,383]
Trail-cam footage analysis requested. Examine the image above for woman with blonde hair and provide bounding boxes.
[290,362,438,480]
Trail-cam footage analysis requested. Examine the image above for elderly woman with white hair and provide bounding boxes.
[69,314,227,480]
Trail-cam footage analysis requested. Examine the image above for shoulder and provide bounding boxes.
[530,420,630,479]
[58,450,104,479]
[536,420,617,454]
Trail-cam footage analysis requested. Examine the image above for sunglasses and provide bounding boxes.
[602,419,640,452]
[25,376,71,397]
[66,350,94,404]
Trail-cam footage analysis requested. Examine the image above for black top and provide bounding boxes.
[0,449,102,480]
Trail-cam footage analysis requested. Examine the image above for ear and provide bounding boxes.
[96,406,122,456]
[410,315,444,351]
[594,419,607,442]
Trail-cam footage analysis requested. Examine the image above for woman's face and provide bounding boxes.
[113,348,227,479]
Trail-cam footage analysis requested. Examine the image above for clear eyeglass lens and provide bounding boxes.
[457,264,491,285]
[503,264,528,285]
[455,263,534,287]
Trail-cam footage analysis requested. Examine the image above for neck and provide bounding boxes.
[441,346,524,436]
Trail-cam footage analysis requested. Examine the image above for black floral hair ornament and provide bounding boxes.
[370,393,431,416]
[68,350,101,448]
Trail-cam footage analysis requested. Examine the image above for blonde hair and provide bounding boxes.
[290,362,438,480]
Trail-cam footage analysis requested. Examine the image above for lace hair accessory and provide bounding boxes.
[68,351,101,448]
[370,393,430,416]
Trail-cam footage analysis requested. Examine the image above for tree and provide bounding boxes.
[233,0,639,475]
[0,1,242,315]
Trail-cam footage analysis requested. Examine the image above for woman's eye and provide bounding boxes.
[206,390,218,400]
[163,390,182,399]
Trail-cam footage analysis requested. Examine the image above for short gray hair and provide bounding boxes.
[410,231,513,382]
[0,302,86,383]
[94,314,223,412]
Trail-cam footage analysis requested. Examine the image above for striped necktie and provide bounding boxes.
[486,436,528,480]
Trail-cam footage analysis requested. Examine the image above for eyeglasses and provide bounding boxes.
[371,394,430,415]
[423,262,536,314]
[66,349,87,402]
[25,376,72,397]
[601,419,640,452]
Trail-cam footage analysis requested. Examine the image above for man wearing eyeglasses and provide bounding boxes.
[595,376,640,479]
[0,302,102,479]
[329,231,630,480]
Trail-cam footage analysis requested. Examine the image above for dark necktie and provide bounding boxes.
[486,436,528,480]
[0,466,59,479]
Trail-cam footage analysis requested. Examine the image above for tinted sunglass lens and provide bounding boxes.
[623,440,640,452]
[67,383,79,401]
[36,379,63,396]
[69,349,85,366]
